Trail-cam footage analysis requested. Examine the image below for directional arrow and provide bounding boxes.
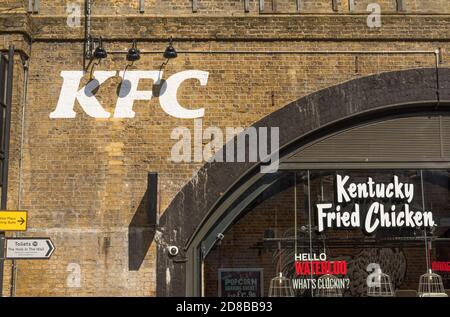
[45,239,55,257]
[0,211,27,231]
[5,238,55,260]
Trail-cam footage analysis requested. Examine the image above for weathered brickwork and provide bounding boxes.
[3,0,450,15]
[0,1,449,296]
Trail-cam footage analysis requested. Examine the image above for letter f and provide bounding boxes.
[114,71,162,118]
[50,71,115,118]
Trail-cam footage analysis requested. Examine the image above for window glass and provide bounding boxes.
[203,170,450,297]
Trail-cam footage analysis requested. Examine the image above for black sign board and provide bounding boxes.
[218,268,263,297]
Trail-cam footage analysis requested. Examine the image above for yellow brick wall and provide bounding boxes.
[0,3,449,296]
[3,1,450,15]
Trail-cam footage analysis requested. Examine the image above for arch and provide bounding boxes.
[156,68,450,296]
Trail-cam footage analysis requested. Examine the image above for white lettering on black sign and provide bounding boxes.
[316,174,436,234]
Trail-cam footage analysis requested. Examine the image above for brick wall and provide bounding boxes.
[3,1,450,15]
[0,1,449,296]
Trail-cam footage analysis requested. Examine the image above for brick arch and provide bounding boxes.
[156,68,450,296]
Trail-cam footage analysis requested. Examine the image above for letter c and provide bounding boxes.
[365,202,380,234]
[159,70,209,119]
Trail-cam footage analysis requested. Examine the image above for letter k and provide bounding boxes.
[50,71,115,118]
[394,176,404,199]
[336,174,351,203]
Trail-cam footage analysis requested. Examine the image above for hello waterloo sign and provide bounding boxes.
[292,253,350,291]
[294,253,347,276]
[50,70,209,119]
[316,175,436,234]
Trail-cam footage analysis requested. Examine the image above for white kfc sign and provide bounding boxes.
[50,70,209,119]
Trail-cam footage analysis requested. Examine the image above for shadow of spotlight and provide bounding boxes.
[85,79,100,96]
[152,79,167,97]
[117,79,132,97]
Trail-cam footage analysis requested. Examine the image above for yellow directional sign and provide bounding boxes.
[0,211,27,231]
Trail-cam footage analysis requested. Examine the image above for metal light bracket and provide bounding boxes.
[397,0,406,12]
[332,0,339,12]
[85,37,103,60]
[27,0,39,13]
[244,0,250,12]
[348,0,355,12]
[260,0,277,13]
[296,0,302,12]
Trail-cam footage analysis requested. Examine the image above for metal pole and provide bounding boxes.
[85,0,92,61]
[294,173,297,258]
[1,47,13,209]
[434,49,441,110]
[307,170,313,297]
[0,233,3,296]
[107,49,438,56]
[0,46,14,297]
[420,170,430,272]
[10,55,29,297]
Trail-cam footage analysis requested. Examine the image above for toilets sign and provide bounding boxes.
[5,238,55,260]
[50,70,209,119]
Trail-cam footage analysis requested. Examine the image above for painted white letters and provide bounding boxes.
[50,71,115,119]
[51,70,209,119]
[317,174,435,234]
[159,70,209,119]
[114,71,161,118]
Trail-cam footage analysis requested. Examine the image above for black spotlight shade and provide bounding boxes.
[93,37,107,59]
[163,37,177,59]
[126,40,140,62]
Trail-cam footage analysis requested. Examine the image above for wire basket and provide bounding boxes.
[268,273,295,297]
[367,272,395,297]
[418,270,447,297]
[315,274,343,297]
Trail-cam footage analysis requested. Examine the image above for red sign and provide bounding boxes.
[432,262,450,272]
[295,261,347,276]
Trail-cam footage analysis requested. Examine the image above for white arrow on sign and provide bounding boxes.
[5,238,55,259]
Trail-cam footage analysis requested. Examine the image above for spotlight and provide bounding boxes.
[163,37,177,59]
[93,37,107,59]
[126,40,141,62]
